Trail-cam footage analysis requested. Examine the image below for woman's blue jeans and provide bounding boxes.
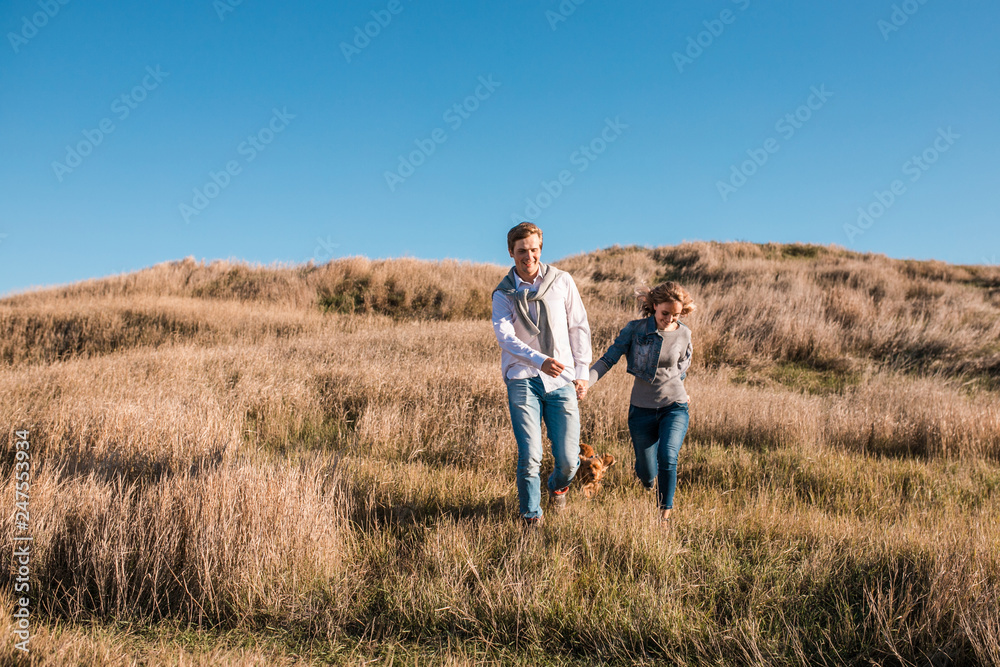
[505,376,580,519]
[627,402,689,510]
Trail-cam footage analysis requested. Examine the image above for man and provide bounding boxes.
[491,222,592,525]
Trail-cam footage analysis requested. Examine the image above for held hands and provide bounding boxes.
[540,358,588,400]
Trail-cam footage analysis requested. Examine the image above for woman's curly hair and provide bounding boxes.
[636,281,697,319]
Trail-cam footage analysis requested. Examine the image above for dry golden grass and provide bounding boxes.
[1,242,998,665]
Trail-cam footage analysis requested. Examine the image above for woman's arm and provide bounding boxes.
[678,339,692,381]
[588,321,634,386]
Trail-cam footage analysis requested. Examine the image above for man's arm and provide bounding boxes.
[491,290,549,369]
[563,275,592,383]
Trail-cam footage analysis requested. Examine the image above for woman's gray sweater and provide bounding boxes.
[590,325,691,408]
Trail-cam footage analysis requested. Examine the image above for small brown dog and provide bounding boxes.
[576,443,616,499]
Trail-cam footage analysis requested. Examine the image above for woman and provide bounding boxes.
[588,281,695,526]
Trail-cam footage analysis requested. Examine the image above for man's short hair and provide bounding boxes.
[507,222,543,253]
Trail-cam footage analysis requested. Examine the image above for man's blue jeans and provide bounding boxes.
[505,375,581,519]
[627,402,690,510]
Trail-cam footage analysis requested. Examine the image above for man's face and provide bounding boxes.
[510,234,542,280]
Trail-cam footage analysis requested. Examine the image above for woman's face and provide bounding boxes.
[653,300,682,330]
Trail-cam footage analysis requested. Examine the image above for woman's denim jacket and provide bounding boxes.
[592,316,689,383]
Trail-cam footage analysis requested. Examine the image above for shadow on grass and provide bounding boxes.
[44,446,225,488]
[343,480,512,531]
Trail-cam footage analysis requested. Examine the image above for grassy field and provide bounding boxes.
[1,241,999,665]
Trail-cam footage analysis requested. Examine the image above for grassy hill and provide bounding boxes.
[1,242,998,665]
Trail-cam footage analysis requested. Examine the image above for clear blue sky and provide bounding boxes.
[2,0,998,297]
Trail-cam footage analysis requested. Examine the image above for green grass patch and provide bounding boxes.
[316,278,369,314]
[241,410,353,453]
[728,360,860,395]
[774,243,826,260]
[766,361,861,395]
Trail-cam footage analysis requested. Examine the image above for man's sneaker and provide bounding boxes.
[548,486,569,513]
[522,515,544,528]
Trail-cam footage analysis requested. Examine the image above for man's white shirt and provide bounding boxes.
[491,264,592,393]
